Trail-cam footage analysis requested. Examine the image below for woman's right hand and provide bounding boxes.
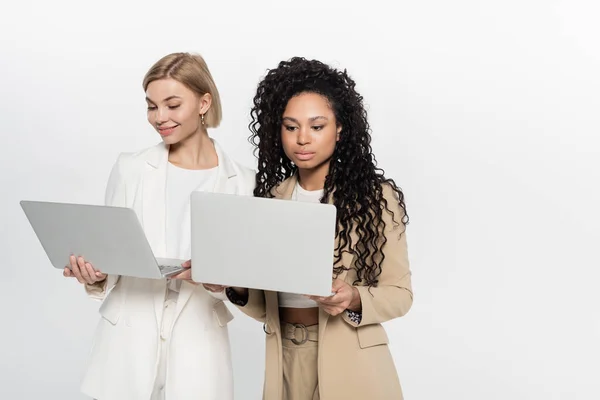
[63,255,107,285]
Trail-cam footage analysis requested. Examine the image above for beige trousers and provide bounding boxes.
[281,322,320,400]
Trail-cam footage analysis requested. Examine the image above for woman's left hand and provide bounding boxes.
[171,259,197,284]
[308,279,361,316]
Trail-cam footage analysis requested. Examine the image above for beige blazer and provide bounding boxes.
[236,175,413,400]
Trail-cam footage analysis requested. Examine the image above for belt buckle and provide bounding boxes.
[263,323,273,335]
[291,323,308,345]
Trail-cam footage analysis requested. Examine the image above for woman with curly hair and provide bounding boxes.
[219,57,413,399]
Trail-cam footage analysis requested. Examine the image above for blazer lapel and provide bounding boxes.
[141,143,169,257]
[211,139,237,193]
[269,175,296,331]
[318,188,357,339]
[140,142,169,327]
[272,174,297,199]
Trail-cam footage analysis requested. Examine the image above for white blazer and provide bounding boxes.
[80,139,255,400]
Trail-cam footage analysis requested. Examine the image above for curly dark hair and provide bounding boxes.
[249,57,408,287]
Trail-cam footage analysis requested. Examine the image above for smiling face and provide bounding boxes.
[280,92,341,173]
[145,78,211,145]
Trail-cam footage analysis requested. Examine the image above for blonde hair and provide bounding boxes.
[143,52,222,128]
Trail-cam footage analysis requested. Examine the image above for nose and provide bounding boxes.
[296,127,311,146]
[155,107,169,125]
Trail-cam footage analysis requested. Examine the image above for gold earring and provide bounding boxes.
[201,114,205,125]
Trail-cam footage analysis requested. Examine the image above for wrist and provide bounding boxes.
[347,286,362,312]
[87,277,107,287]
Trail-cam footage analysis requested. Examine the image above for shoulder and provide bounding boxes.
[231,159,256,183]
[230,159,256,194]
[379,181,407,232]
[212,139,256,194]
[380,182,401,203]
[109,142,165,181]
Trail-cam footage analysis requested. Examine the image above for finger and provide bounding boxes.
[84,263,99,284]
[322,297,342,305]
[78,257,93,284]
[182,259,191,268]
[86,262,106,280]
[63,267,72,277]
[325,305,343,316]
[203,284,222,292]
[332,279,347,290]
[70,256,85,284]
[68,255,78,271]
[311,296,327,305]
[171,272,182,280]
[173,269,192,280]
[309,295,338,305]
[329,308,342,316]
[322,306,337,316]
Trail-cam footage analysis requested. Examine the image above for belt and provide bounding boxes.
[281,322,319,345]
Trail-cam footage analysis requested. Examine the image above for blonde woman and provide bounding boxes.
[63,52,254,400]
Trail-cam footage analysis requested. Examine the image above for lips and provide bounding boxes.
[294,152,315,161]
[158,125,179,136]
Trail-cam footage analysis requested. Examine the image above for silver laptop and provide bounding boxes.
[190,191,337,297]
[20,201,186,279]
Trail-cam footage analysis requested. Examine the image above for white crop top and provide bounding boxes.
[278,181,324,309]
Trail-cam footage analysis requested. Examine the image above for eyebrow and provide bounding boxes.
[282,116,329,123]
[145,95,182,104]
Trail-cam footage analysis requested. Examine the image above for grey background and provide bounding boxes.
[1,0,599,399]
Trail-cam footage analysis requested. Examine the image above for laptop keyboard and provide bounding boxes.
[155,258,186,276]
[159,264,184,274]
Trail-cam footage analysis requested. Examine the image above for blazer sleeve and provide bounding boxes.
[85,153,129,300]
[226,288,267,323]
[206,289,228,301]
[342,184,414,327]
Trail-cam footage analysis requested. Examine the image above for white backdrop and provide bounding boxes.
[1,0,599,399]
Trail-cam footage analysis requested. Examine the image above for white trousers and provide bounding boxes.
[150,291,178,400]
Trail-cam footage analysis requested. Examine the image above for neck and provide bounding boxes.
[297,160,330,191]
[168,130,218,170]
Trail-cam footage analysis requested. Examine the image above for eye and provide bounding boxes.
[147,106,157,111]
[284,125,298,132]
[312,125,324,131]
[168,104,181,110]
